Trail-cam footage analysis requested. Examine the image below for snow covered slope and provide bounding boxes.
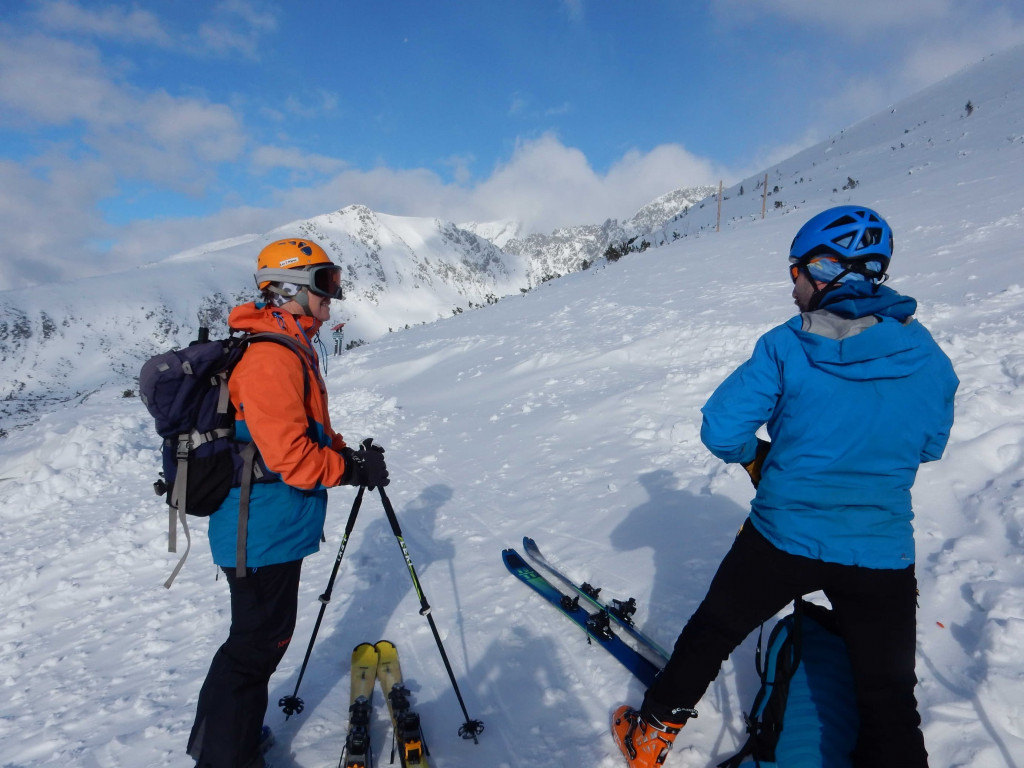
[0,43,1023,768]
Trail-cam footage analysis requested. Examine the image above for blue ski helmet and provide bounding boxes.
[789,206,893,283]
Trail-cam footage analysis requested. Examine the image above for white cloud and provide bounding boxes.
[463,134,722,231]
[31,0,174,46]
[563,0,585,23]
[272,165,461,221]
[708,0,1024,177]
[197,0,279,58]
[795,13,1024,148]
[140,93,244,164]
[715,0,957,33]
[260,133,723,235]
[29,0,278,59]
[0,32,247,192]
[745,128,825,177]
[103,204,278,272]
[0,34,129,126]
[251,145,349,176]
[897,14,1024,90]
[508,93,529,117]
[441,153,476,186]
[0,158,116,290]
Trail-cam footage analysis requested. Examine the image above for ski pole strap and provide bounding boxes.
[236,441,258,578]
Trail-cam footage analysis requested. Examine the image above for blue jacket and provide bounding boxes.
[700,283,958,568]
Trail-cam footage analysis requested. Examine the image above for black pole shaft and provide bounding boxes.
[279,484,366,718]
[376,485,484,741]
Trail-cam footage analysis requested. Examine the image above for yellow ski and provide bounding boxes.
[375,640,430,767]
[341,642,378,768]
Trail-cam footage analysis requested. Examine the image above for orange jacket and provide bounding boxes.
[207,302,350,568]
[227,302,348,489]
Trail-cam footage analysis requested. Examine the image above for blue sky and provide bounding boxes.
[2,0,1024,289]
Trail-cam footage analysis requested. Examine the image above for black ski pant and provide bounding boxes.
[188,560,302,768]
[643,520,928,768]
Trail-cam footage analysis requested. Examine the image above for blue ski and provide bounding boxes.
[522,536,671,662]
[502,548,661,687]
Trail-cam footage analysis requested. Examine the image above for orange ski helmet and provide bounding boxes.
[255,239,332,290]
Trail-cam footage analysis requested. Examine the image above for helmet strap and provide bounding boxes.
[293,287,313,316]
[806,268,850,311]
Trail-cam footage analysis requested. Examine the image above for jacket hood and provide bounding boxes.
[790,286,934,381]
[817,282,917,321]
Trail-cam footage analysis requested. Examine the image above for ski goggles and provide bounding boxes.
[788,255,830,283]
[255,264,344,299]
[306,264,344,299]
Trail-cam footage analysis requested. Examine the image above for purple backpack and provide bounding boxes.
[139,330,308,586]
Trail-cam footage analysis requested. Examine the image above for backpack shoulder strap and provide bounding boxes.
[246,331,315,370]
[235,442,259,578]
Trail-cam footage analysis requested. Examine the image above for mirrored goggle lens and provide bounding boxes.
[308,265,343,299]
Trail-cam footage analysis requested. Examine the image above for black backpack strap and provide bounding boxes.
[791,598,805,667]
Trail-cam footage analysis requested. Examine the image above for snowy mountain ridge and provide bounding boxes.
[493,184,718,278]
[0,183,710,433]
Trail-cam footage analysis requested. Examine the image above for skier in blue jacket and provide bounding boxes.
[613,206,958,768]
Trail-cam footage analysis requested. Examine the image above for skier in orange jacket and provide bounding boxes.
[189,238,388,768]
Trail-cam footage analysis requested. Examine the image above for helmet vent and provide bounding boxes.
[832,233,856,250]
[856,228,883,250]
[823,215,857,230]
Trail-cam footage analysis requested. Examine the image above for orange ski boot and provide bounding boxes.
[611,705,686,767]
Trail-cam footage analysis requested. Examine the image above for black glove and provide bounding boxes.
[742,438,771,489]
[340,440,390,490]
